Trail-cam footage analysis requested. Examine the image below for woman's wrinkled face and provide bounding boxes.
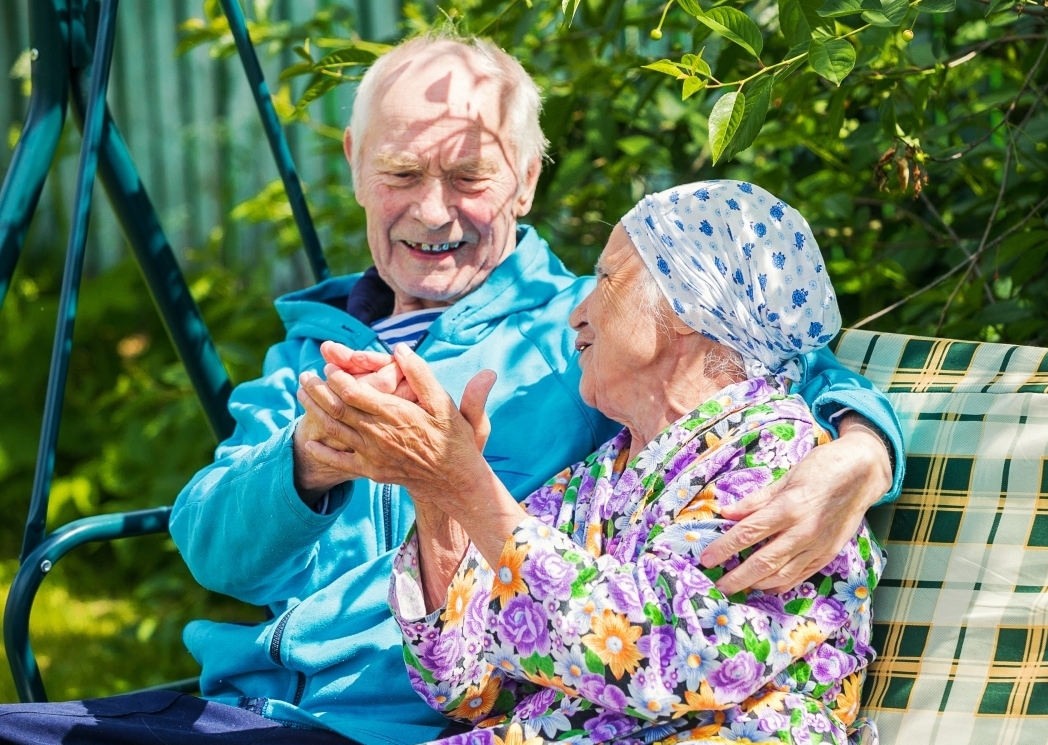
[569,224,671,423]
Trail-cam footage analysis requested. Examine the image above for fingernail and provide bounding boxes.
[395,342,413,356]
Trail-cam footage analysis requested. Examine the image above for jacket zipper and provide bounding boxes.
[269,607,307,706]
[382,483,393,552]
[268,606,295,665]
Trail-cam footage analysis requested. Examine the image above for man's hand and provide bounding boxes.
[700,412,893,595]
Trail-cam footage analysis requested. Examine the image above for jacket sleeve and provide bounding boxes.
[796,345,905,505]
[170,339,350,606]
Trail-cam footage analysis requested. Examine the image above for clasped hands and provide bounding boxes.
[292,341,894,597]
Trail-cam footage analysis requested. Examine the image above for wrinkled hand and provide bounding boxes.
[292,343,422,501]
[319,341,418,403]
[297,343,496,507]
[700,413,893,595]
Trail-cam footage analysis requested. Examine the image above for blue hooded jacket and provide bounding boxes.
[170,227,903,744]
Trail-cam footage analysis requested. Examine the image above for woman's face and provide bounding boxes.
[569,224,673,424]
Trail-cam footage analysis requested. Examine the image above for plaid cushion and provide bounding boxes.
[831,329,1048,745]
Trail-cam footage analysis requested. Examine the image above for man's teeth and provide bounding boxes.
[405,241,463,253]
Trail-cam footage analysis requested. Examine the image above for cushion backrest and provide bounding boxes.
[832,330,1048,745]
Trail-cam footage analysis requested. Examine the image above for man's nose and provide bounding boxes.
[412,177,456,230]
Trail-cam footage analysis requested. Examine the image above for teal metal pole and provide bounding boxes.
[5,507,172,702]
[22,0,120,562]
[0,0,71,311]
[218,0,330,283]
[66,90,236,442]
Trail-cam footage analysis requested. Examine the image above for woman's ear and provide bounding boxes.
[668,313,696,337]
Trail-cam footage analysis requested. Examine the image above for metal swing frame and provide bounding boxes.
[0,0,328,703]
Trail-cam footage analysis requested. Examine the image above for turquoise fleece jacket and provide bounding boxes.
[170,227,904,745]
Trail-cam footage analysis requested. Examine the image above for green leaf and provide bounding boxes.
[683,76,707,100]
[985,0,1014,14]
[537,653,556,678]
[808,38,856,86]
[295,74,341,113]
[718,643,741,657]
[800,0,837,33]
[708,90,746,164]
[754,639,771,662]
[917,0,955,11]
[584,647,606,674]
[861,0,909,26]
[784,597,813,615]
[743,623,760,653]
[681,53,712,77]
[689,6,764,58]
[858,535,871,561]
[768,422,797,441]
[642,60,688,79]
[779,0,813,48]
[818,575,834,596]
[617,135,654,156]
[817,0,879,17]
[279,60,316,81]
[644,602,667,625]
[571,565,599,598]
[520,652,542,676]
[313,45,383,70]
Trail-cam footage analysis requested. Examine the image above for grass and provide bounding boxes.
[0,556,260,703]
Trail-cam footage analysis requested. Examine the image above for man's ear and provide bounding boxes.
[513,156,543,218]
[343,127,353,164]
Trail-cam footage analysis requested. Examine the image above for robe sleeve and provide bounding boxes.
[486,404,883,728]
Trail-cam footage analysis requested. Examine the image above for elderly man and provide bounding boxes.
[0,33,901,745]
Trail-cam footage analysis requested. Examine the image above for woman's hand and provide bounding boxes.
[700,412,893,595]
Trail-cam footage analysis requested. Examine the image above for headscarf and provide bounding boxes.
[621,180,840,382]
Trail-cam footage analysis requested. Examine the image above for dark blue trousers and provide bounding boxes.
[0,691,358,745]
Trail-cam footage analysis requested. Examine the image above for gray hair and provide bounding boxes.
[348,31,548,190]
[634,260,746,381]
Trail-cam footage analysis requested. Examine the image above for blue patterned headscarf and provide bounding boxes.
[621,180,840,382]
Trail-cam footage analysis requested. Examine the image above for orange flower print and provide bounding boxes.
[834,672,863,726]
[741,686,789,715]
[581,609,643,679]
[789,620,825,658]
[448,675,502,721]
[491,542,529,608]
[492,723,545,745]
[671,681,722,718]
[441,569,475,628]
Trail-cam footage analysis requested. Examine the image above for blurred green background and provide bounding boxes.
[0,0,1045,701]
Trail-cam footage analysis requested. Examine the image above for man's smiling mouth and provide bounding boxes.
[403,240,465,254]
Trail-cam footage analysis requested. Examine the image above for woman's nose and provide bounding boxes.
[569,294,590,330]
[412,178,456,230]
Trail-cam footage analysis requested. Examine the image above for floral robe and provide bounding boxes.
[389,378,884,745]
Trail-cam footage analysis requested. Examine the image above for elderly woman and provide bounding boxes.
[354,181,881,744]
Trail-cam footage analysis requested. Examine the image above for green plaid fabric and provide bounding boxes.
[830,329,1048,745]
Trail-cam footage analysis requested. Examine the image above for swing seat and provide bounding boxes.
[833,329,1048,745]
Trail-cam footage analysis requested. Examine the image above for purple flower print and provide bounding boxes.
[747,593,786,616]
[419,632,464,680]
[578,674,629,712]
[638,626,676,669]
[525,485,564,519]
[821,549,853,578]
[760,711,791,733]
[497,595,551,657]
[811,645,854,684]
[516,686,557,719]
[811,596,848,633]
[607,573,644,616]
[708,651,764,703]
[521,549,578,601]
[584,711,635,739]
[713,467,774,504]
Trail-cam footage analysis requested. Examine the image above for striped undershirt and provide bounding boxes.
[370,308,445,350]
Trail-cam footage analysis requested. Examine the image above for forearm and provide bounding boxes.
[836,410,894,509]
[442,463,527,568]
[171,425,341,604]
[415,506,471,613]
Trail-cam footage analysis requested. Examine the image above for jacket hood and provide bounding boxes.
[273,226,577,349]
